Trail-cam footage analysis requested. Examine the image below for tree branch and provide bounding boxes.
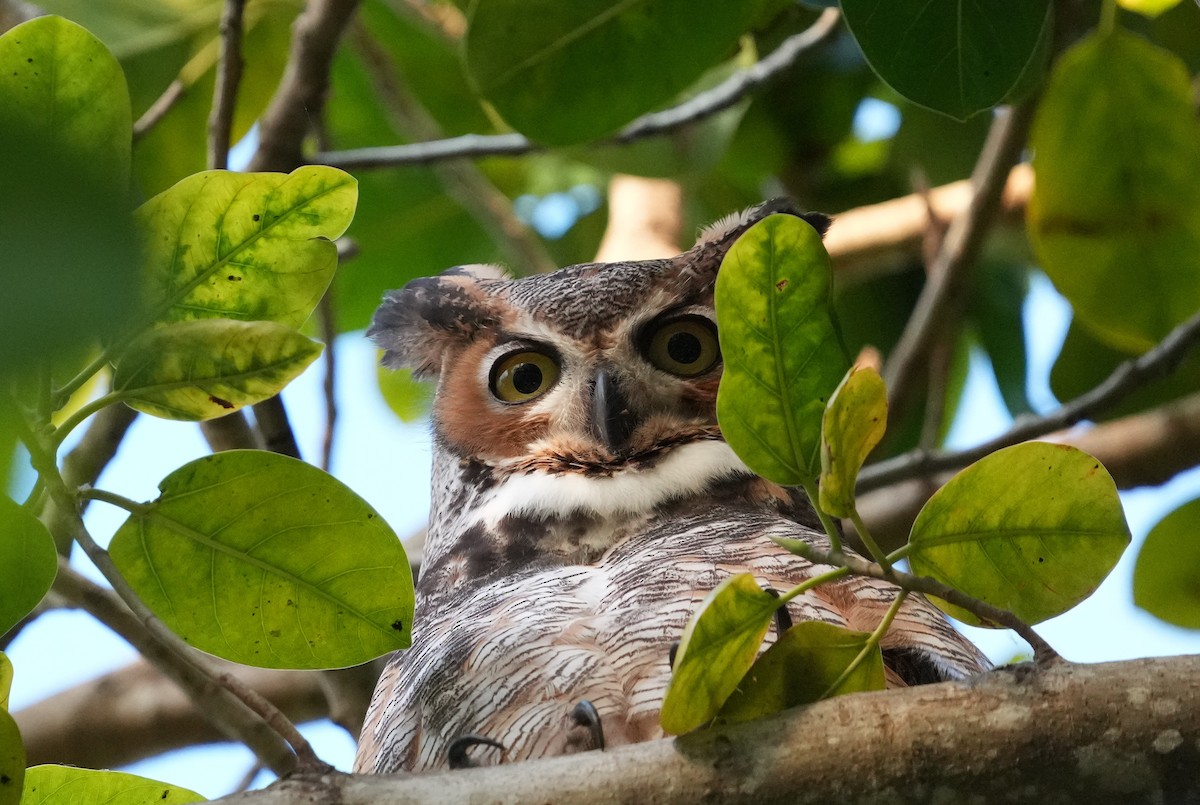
[207,0,248,171]
[882,100,1037,424]
[312,8,841,171]
[208,654,1200,804]
[860,306,1200,493]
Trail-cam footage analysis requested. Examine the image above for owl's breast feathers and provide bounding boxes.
[355,467,990,774]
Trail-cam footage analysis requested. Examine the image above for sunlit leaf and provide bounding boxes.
[1028,29,1200,353]
[0,708,21,805]
[465,0,789,144]
[660,573,777,734]
[718,621,884,723]
[909,442,1131,626]
[1118,0,1183,17]
[0,497,58,638]
[113,319,322,421]
[109,450,413,669]
[0,652,11,710]
[819,366,886,517]
[377,363,434,424]
[22,766,203,805]
[715,214,848,485]
[1133,497,1200,629]
[135,166,358,329]
[840,0,1050,120]
[0,15,138,370]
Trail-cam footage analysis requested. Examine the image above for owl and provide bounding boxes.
[354,199,990,775]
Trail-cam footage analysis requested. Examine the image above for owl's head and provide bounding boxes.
[370,200,828,522]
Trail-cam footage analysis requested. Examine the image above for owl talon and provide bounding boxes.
[570,700,605,751]
[447,734,505,769]
[765,587,793,634]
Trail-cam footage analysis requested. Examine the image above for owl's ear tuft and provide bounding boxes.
[677,199,831,293]
[369,265,506,378]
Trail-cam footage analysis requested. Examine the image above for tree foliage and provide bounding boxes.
[1,0,1199,801]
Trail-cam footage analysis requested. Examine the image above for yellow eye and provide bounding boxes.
[645,316,720,377]
[490,350,560,403]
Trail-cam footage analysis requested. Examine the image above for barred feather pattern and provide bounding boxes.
[354,465,989,774]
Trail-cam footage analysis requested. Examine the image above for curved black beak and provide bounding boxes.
[591,369,636,454]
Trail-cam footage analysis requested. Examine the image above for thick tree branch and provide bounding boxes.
[312,9,841,170]
[594,175,684,262]
[209,655,1200,804]
[208,0,248,171]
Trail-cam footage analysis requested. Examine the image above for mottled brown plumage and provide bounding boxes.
[355,200,989,774]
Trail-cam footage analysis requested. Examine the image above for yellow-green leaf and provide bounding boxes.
[109,450,413,670]
[0,709,21,805]
[0,497,58,638]
[660,573,777,734]
[819,366,887,517]
[1117,0,1183,16]
[1133,497,1200,629]
[715,214,849,486]
[1028,29,1200,353]
[0,652,11,710]
[377,363,434,424]
[113,319,322,421]
[908,442,1131,626]
[719,621,884,723]
[22,766,203,805]
[135,166,358,329]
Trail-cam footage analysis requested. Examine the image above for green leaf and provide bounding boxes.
[970,262,1032,418]
[135,166,358,329]
[660,573,778,735]
[0,497,58,638]
[839,0,1050,120]
[109,450,413,669]
[908,442,1131,626]
[0,652,11,710]
[113,319,323,421]
[22,766,204,805]
[715,214,848,485]
[1133,497,1200,629]
[1118,0,1183,17]
[377,364,434,424]
[0,709,22,805]
[718,621,884,723]
[465,0,789,144]
[819,366,887,517]
[0,15,139,370]
[1028,29,1200,353]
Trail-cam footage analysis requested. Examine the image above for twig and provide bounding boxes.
[859,307,1200,493]
[133,80,186,142]
[317,288,337,472]
[208,0,249,170]
[47,561,298,774]
[200,412,262,452]
[780,539,1058,664]
[883,100,1037,423]
[313,8,841,171]
[347,18,558,275]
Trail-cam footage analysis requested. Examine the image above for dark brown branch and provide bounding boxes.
[208,654,1200,804]
[312,8,841,171]
[882,101,1037,422]
[860,306,1200,493]
[208,0,248,170]
[200,412,262,452]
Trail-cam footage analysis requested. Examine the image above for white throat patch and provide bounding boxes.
[472,440,753,527]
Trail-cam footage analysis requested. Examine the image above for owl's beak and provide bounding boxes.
[591,369,636,455]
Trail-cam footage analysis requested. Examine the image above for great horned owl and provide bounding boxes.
[355,199,990,774]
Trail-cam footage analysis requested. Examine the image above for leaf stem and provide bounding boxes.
[776,565,851,607]
[1099,0,1118,34]
[50,392,126,449]
[78,486,147,513]
[849,508,893,575]
[801,480,843,554]
[819,591,907,700]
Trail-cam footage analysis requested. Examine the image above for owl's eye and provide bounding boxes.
[490,350,560,403]
[644,316,720,377]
